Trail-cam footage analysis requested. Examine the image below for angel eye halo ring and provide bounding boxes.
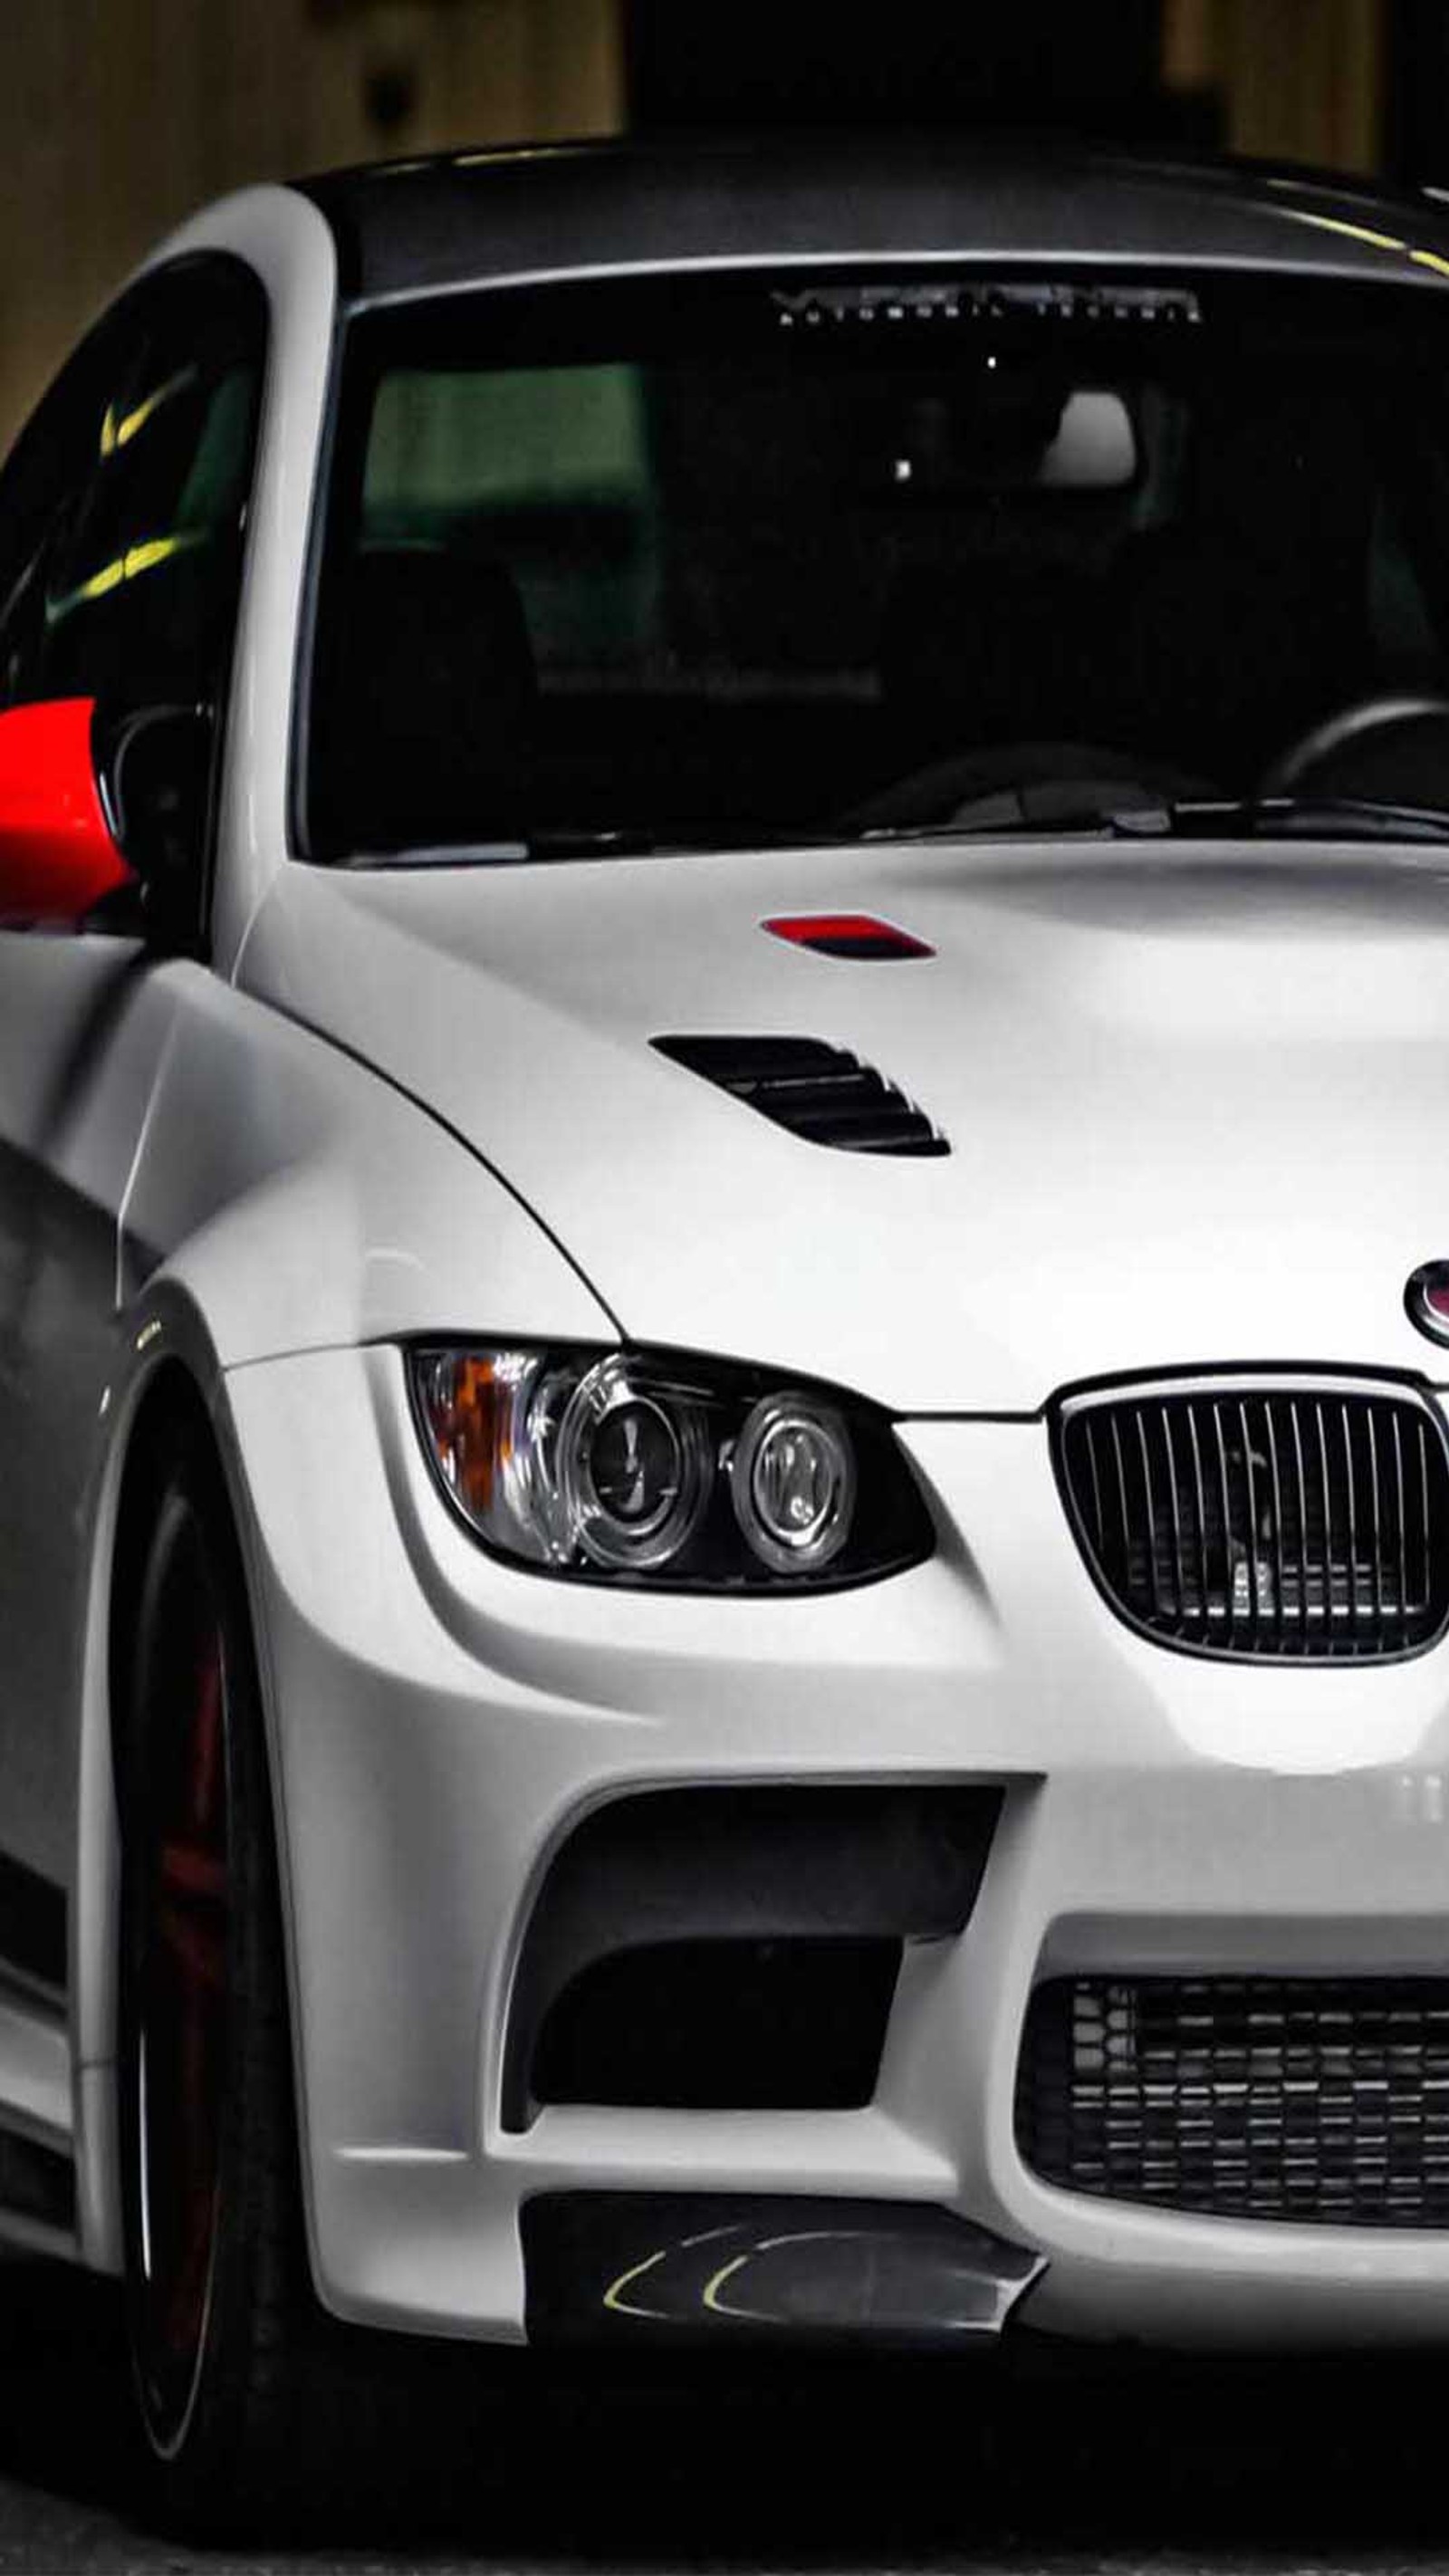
[730,1392,856,1574]
[553,1354,713,1571]
[407,1342,929,1590]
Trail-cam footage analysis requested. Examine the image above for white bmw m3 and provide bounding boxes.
[10,131,1449,2526]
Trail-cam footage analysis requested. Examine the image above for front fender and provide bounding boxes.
[120,970,615,1366]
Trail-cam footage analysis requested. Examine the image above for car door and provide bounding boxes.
[0,255,265,1985]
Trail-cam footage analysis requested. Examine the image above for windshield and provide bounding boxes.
[304,270,1449,860]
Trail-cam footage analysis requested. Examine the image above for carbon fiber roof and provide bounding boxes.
[294,134,1449,306]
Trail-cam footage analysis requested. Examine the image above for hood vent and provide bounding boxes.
[652,1035,949,1157]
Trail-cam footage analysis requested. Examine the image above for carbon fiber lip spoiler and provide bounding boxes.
[523,2194,1044,2350]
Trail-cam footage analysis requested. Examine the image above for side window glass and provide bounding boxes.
[34,275,264,726]
[0,337,110,712]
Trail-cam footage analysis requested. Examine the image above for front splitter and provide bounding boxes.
[523,2194,1044,2350]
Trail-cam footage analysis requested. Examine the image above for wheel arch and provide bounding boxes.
[73,1324,293,2276]
[106,1360,219,1794]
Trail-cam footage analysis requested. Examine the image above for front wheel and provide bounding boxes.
[117,1424,327,2531]
[117,1417,522,2537]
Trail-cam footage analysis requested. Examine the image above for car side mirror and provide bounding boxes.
[0,697,212,942]
[0,697,137,928]
[102,702,213,943]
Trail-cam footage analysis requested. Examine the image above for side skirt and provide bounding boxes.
[0,1858,76,2249]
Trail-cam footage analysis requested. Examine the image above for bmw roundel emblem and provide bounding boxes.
[1406,1261,1449,1344]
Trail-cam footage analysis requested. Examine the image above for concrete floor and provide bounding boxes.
[0,2254,1439,2572]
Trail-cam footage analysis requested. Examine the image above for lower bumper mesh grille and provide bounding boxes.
[1018,1976,1449,2226]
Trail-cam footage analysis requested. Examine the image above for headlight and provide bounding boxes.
[554,1353,713,1572]
[730,1393,856,1575]
[408,1344,932,1589]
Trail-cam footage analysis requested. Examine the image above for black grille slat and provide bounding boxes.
[1315,1399,1333,1638]
[651,1034,948,1156]
[1340,1402,1359,1631]
[1159,1408,1185,1626]
[1108,1414,1130,1570]
[1367,1408,1384,1631]
[1263,1400,1287,1648]
[1393,1413,1408,1648]
[1238,1398,1262,1647]
[1083,1417,1106,1554]
[1019,1975,1449,2228]
[1058,1381,1449,1661]
[1136,1409,1166,1622]
[1290,1404,1310,1644]
[1211,1402,1235,1648]
[1186,1404,1211,1628]
[1420,1418,1433,1620]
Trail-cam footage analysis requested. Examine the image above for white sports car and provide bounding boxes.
[8,132,1449,2528]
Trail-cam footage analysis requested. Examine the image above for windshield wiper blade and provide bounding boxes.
[525,825,665,857]
[1174,793,1449,842]
[863,793,1176,842]
[348,822,902,866]
[522,822,894,858]
[862,790,1449,847]
[344,793,1449,870]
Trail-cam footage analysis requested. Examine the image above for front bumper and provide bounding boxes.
[223,1343,1449,2351]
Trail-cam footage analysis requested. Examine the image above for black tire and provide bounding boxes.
[116,1420,328,2534]
[117,1418,528,2540]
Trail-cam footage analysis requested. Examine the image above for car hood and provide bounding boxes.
[237,839,1449,1413]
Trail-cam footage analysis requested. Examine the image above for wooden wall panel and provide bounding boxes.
[0,0,625,447]
[1163,0,1385,174]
